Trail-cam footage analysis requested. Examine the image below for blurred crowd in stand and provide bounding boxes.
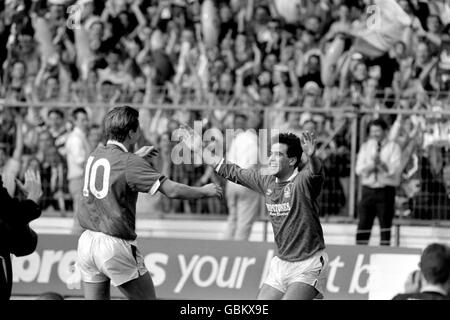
[1,0,450,221]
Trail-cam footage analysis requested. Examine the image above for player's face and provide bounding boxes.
[268,143,293,177]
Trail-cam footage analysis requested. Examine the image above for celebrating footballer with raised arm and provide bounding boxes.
[204,131,328,300]
[76,106,223,300]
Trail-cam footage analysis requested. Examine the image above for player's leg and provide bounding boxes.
[101,239,155,300]
[257,284,284,300]
[234,187,260,240]
[282,251,329,300]
[83,281,111,300]
[356,187,376,245]
[282,282,319,300]
[77,230,111,299]
[257,256,285,300]
[117,272,156,300]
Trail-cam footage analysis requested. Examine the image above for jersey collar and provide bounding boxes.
[107,140,128,153]
[275,168,299,183]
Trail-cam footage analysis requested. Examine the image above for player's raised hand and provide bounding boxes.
[300,131,317,157]
[135,146,159,161]
[16,169,43,203]
[201,183,223,200]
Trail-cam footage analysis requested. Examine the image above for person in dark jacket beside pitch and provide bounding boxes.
[0,170,42,300]
[392,243,450,300]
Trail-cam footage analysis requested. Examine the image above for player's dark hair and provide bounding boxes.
[272,133,303,168]
[103,106,139,142]
[72,107,87,120]
[419,243,450,285]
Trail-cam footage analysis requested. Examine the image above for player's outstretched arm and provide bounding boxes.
[177,124,267,194]
[158,179,223,200]
[204,153,268,195]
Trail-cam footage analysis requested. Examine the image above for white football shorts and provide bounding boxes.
[264,250,329,299]
[77,230,148,286]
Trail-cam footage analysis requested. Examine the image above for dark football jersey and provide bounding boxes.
[77,144,166,240]
[217,161,325,262]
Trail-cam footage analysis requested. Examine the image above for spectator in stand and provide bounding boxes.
[393,243,450,300]
[218,2,237,43]
[315,138,346,217]
[88,123,104,151]
[0,112,24,197]
[277,110,303,138]
[414,143,450,220]
[65,107,90,234]
[46,107,68,156]
[300,81,321,109]
[0,104,15,151]
[322,3,353,43]
[388,113,423,217]
[297,0,331,35]
[98,48,133,87]
[355,118,402,246]
[24,128,66,214]
[298,54,323,89]
[4,61,27,102]
[4,30,41,82]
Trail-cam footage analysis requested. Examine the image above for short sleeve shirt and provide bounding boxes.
[78,144,166,240]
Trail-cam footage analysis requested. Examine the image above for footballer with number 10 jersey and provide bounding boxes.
[77,142,166,240]
[76,106,223,300]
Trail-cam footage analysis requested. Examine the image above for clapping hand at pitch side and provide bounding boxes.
[15,169,43,204]
[300,131,317,157]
